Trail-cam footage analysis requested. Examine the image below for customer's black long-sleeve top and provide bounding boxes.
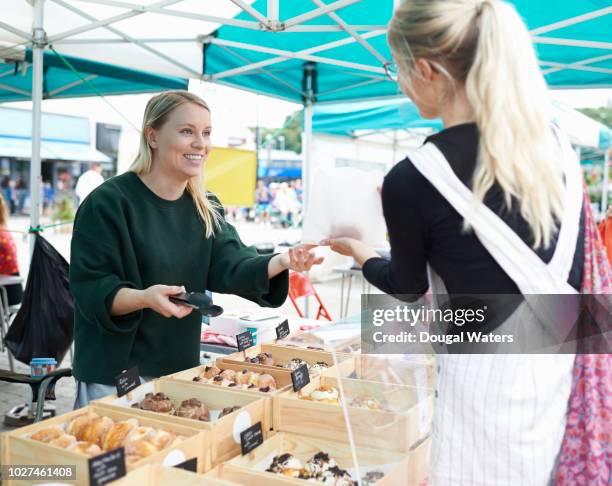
[362,123,584,297]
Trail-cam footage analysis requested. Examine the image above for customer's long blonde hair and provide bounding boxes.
[130,90,222,238]
[388,0,564,248]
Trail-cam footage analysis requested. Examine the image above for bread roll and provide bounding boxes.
[49,434,77,449]
[66,412,99,439]
[124,439,158,458]
[71,441,102,457]
[102,418,138,451]
[81,416,114,447]
[31,426,64,443]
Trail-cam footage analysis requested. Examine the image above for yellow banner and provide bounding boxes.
[204,146,257,207]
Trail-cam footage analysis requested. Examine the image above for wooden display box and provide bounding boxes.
[1,404,209,486]
[281,328,362,354]
[167,361,293,432]
[94,378,268,466]
[274,375,432,453]
[219,343,342,375]
[222,432,430,485]
[167,361,294,392]
[327,354,435,389]
[110,464,239,485]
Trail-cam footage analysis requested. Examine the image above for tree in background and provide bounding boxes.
[578,106,612,128]
[253,110,303,153]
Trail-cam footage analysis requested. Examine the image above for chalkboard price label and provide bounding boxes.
[275,319,290,340]
[114,367,140,398]
[291,363,310,392]
[88,448,126,486]
[174,457,198,472]
[236,330,254,352]
[240,422,263,455]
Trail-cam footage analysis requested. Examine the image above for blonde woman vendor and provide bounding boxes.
[324,0,584,484]
[70,91,323,407]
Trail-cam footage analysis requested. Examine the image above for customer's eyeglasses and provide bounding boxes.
[384,62,398,82]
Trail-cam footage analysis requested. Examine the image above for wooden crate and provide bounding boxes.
[166,362,293,433]
[327,354,435,389]
[223,431,430,485]
[94,378,268,466]
[274,375,432,453]
[218,344,342,375]
[1,404,209,486]
[281,328,362,354]
[110,464,239,485]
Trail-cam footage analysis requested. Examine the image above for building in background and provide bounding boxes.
[0,106,114,213]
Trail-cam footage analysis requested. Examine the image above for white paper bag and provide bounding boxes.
[302,167,387,247]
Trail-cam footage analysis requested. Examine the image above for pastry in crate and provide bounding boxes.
[245,352,275,366]
[174,398,211,421]
[284,358,330,375]
[300,387,390,411]
[131,392,175,414]
[28,411,185,464]
[267,451,357,485]
[130,392,244,422]
[192,365,278,392]
[300,385,340,405]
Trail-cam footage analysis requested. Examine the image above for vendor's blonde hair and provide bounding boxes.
[388,0,564,248]
[130,90,222,238]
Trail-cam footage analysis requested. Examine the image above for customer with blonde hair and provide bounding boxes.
[70,90,323,406]
[324,0,585,483]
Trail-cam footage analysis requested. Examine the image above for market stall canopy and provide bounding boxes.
[313,97,611,149]
[204,0,612,102]
[0,49,188,102]
[312,97,442,136]
[1,1,610,103]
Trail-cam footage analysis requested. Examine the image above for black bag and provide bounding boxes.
[4,234,74,365]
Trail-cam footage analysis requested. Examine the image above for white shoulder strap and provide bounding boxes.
[549,125,583,281]
[408,142,579,295]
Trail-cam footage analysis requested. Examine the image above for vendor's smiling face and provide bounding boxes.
[149,102,212,180]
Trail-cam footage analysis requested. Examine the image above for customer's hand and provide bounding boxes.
[320,237,380,267]
[320,237,359,257]
[142,285,193,319]
[280,245,324,272]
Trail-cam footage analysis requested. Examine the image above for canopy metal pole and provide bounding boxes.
[30,0,45,256]
[303,101,313,215]
[602,148,610,215]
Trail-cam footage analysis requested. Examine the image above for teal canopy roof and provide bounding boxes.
[204,0,612,103]
[312,97,442,136]
[313,97,611,149]
[0,50,188,102]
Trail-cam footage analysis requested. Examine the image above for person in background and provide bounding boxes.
[42,181,54,216]
[0,193,23,306]
[75,163,104,205]
[3,178,17,215]
[255,179,271,224]
[15,177,27,215]
[599,205,612,264]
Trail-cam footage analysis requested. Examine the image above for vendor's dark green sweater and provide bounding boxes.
[70,172,288,385]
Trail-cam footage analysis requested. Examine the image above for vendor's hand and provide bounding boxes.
[319,237,359,257]
[280,245,324,272]
[142,285,193,319]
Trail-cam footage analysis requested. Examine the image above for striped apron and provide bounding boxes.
[408,130,582,485]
